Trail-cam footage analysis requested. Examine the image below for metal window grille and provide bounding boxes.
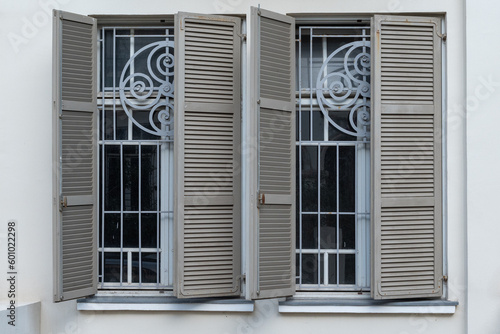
[296,25,371,290]
[97,27,174,288]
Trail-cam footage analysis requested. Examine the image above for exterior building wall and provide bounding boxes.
[465,0,500,333]
[0,0,486,333]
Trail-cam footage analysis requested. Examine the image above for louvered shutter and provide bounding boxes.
[371,15,443,299]
[53,10,97,302]
[249,7,295,299]
[174,13,241,298]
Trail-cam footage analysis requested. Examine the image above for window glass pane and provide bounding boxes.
[104,145,121,211]
[301,254,319,284]
[123,146,139,211]
[103,213,120,248]
[141,253,159,283]
[339,254,355,284]
[115,110,129,140]
[141,213,158,248]
[320,145,337,212]
[123,213,139,248]
[141,145,158,211]
[301,146,318,212]
[328,254,337,285]
[301,214,318,249]
[320,214,336,249]
[339,215,355,249]
[132,110,161,140]
[103,252,126,283]
[339,145,355,212]
[301,110,310,141]
[312,110,324,141]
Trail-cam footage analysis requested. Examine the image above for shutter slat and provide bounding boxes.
[372,15,443,300]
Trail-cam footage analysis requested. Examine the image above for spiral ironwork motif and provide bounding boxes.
[315,41,371,138]
[119,41,174,138]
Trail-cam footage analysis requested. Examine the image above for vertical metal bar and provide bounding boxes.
[138,143,142,285]
[100,28,106,287]
[120,142,124,285]
[113,28,117,141]
[156,141,160,285]
[317,143,321,287]
[129,29,135,141]
[127,250,132,284]
[324,252,329,285]
[336,143,339,286]
[298,27,303,287]
[309,28,313,141]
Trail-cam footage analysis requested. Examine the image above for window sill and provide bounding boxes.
[279,298,458,314]
[77,296,254,312]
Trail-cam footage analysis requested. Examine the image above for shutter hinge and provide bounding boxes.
[238,33,247,41]
[258,192,265,205]
[443,275,448,282]
[59,196,67,212]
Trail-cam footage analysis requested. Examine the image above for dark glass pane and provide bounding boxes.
[328,254,337,285]
[103,252,125,283]
[320,146,337,212]
[319,254,324,285]
[328,111,354,141]
[320,214,336,249]
[141,145,158,211]
[132,110,161,140]
[301,254,318,284]
[104,110,114,140]
[301,146,318,212]
[339,254,355,284]
[141,213,158,248]
[123,145,139,211]
[115,36,130,87]
[104,213,120,247]
[141,253,159,283]
[134,37,167,86]
[123,213,139,248]
[104,145,121,211]
[131,252,159,284]
[115,110,129,140]
[103,29,114,88]
[301,214,318,249]
[301,110,311,141]
[312,110,324,141]
[339,146,355,212]
[339,215,355,249]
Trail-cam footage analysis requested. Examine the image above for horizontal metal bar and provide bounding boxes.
[102,210,173,214]
[296,249,357,254]
[99,248,161,252]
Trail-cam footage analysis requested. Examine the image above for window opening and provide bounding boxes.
[296,25,371,290]
[97,27,174,288]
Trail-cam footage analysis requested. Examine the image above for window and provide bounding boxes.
[97,27,175,288]
[53,9,444,303]
[295,24,371,290]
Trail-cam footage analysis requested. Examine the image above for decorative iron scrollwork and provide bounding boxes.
[119,41,174,138]
[315,41,371,138]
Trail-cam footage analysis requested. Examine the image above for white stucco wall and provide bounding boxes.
[0,0,473,333]
[465,0,500,333]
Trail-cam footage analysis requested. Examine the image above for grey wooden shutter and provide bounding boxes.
[53,10,97,302]
[371,15,443,299]
[249,7,295,299]
[174,12,241,298]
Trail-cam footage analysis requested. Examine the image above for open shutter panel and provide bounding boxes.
[53,10,97,302]
[174,13,242,298]
[371,15,443,299]
[249,7,296,299]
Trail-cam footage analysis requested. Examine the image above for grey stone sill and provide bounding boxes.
[279,298,458,314]
[77,296,254,312]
